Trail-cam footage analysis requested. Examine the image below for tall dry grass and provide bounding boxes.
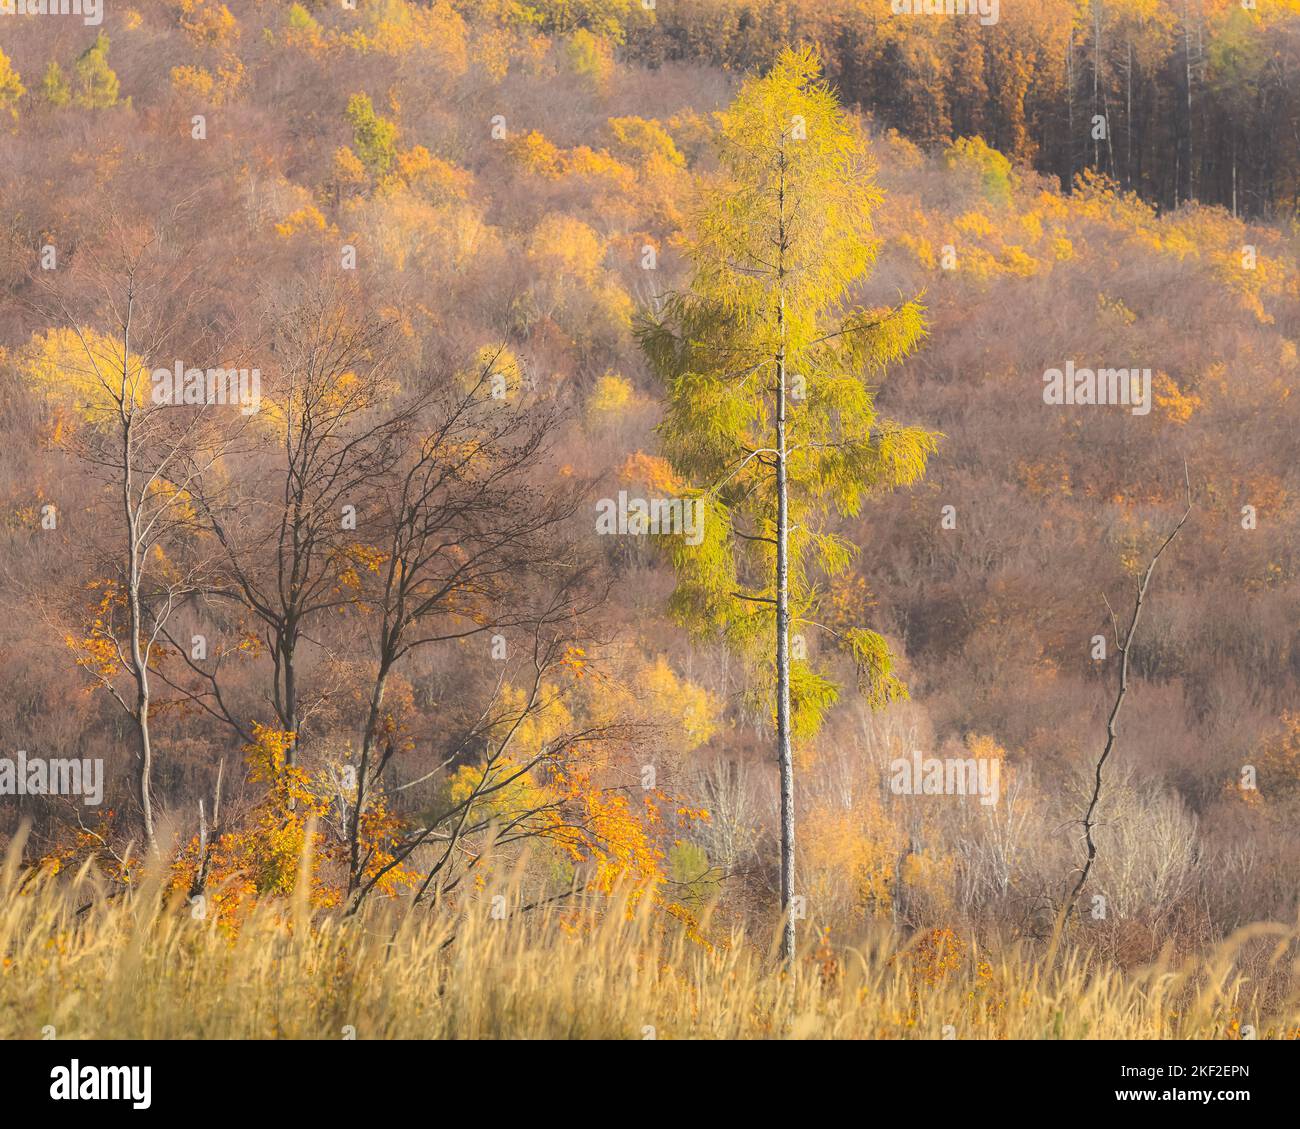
[2,836,1297,1040]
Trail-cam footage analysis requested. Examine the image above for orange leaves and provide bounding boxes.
[274,205,330,240]
[564,769,663,896]
[356,794,418,896]
[395,147,474,204]
[244,722,296,782]
[167,721,418,929]
[894,927,1007,1031]
[233,725,329,899]
[906,927,964,987]
[1152,372,1202,423]
[64,580,126,683]
[557,645,588,680]
[178,0,239,48]
[507,130,563,178]
[169,60,243,105]
[619,451,684,496]
[65,632,121,684]
[333,541,388,594]
[34,817,130,886]
[1249,713,1300,806]
[447,721,710,944]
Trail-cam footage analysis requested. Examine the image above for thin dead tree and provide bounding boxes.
[1065,463,1192,917]
[188,757,225,899]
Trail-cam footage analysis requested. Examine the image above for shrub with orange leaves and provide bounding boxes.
[169,723,417,929]
[446,691,711,945]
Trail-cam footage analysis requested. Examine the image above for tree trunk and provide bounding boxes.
[1183,1,1195,203]
[1066,28,1075,190]
[348,659,391,893]
[775,346,794,967]
[774,148,795,966]
[127,532,155,854]
[122,381,156,855]
[1126,38,1133,190]
[280,633,300,766]
[1092,0,1101,172]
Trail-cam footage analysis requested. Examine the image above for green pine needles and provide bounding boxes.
[640,45,940,742]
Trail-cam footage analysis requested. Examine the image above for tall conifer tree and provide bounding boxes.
[640,46,939,963]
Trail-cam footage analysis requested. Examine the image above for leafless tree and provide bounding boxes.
[39,221,242,853]
[343,356,591,896]
[190,280,415,762]
[1065,464,1193,916]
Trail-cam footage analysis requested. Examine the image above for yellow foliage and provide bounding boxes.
[170,64,215,101]
[1097,292,1138,326]
[274,204,331,239]
[0,48,25,123]
[333,541,388,592]
[179,0,239,46]
[637,656,722,751]
[607,116,685,168]
[471,26,514,81]
[395,146,473,203]
[527,213,606,284]
[1153,372,1201,423]
[563,28,613,89]
[459,343,523,400]
[18,326,148,423]
[170,60,242,105]
[281,3,325,51]
[954,211,993,238]
[508,130,563,177]
[897,233,936,269]
[343,0,468,75]
[168,722,417,928]
[999,244,1039,276]
[802,796,902,915]
[345,189,488,274]
[561,145,637,192]
[586,371,635,419]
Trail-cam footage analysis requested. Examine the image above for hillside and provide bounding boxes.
[1,0,1299,1044]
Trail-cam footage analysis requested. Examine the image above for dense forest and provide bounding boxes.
[1,0,1299,1042]
[515,0,1300,217]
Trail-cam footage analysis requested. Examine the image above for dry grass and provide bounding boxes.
[2,840,1298,1040]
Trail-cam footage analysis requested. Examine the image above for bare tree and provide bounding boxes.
[42,223,242,853]
[343,357,591,896]
[190,280,415,762]
[1065,465,1192,916]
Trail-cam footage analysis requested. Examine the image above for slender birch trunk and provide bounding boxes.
[119,293,157,856]
[774,144,795,966]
